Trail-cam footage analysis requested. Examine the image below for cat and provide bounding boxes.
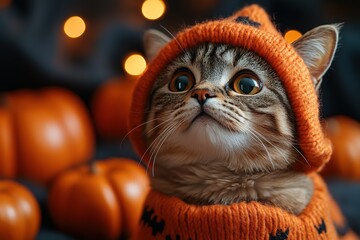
[141,24,339,215]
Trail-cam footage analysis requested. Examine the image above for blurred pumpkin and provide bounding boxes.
[92,78,135,139]
[0,180,41,240]
[0,87,95,186]
[48,158,149,240]
[322,115,360,180]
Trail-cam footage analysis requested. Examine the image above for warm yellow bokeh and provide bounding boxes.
[64,16,86,38]
[284,30,302,43]
[141,0,166,20]
[124,54,147,76]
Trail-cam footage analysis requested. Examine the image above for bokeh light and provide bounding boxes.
[64,16,86,38]
[141,0,166,20]
[124,54,147,76]
[125,182,142,198]
[284,30,302,43]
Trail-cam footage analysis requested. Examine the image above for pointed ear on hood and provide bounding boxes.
[143,29,171,62]
[292,24,341,90]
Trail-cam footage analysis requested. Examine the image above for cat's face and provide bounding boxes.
[144,44,297,173]
[142,25,339,174]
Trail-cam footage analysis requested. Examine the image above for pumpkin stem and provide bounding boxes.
[0,94,6,107]
[89,161,98,174]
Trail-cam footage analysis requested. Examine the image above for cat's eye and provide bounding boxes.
[169,68,195,92]
[231,71,262,95]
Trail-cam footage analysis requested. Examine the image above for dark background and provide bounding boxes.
[1,0,360,239]
[1,0,360,120]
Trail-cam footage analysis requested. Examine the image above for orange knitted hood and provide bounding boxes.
[129,4,332,173]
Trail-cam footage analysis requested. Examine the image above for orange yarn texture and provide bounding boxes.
[135,174,356,240]
[128,4,332,173]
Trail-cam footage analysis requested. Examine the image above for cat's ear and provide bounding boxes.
[143,29,171,62]
[292,24,341,90]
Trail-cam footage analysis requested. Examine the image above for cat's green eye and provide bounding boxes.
[169,68,195,92]
[231,71,262,95]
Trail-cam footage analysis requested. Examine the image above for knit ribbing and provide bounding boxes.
[135,174,358,240]
[129,4,331,172]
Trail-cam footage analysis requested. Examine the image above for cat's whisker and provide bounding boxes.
[250,127,290,165]
[160,25,185,52]
[241,108,309,166]
[121,117,167,146]
[148,122,176,167]
[225,117,244,132]
[240,110,309,167]
[290,143,311,167]
[146,127,173,171]
[128,109,153,114]
[146,122,172,161]
[140,121,174,172]
[150,127,179,177]
[147,121,179,175]
[146,117,174,134]
[151,121,182,176]
[246,128,275,172]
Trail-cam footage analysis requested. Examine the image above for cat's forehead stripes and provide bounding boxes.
[173,44,276,86]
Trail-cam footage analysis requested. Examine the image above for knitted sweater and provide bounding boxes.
[135,174,356,240]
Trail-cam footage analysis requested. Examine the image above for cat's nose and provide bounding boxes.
[191,88,216,105]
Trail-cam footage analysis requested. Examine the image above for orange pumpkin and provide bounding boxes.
[0,180,41,240]
[48,158,150,240]
[92,78,135,139]
[322,115,360,180]
[0,87,94,185]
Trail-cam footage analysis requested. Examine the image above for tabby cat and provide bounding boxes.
[141,24,339,215]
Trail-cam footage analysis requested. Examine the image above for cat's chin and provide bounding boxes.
[188,111,236,132]
[188,118,228,142]
[190,114,221,127]
[181,117,247,150]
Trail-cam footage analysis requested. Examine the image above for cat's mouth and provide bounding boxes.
[190,111,221,126]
